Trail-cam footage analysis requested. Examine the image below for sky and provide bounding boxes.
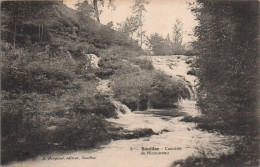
[63,0,198,43]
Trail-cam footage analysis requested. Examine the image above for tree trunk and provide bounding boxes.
[137,95,141,111]
[93,0,100,23]
[147,95,152,110]
[140,13,143,48]
[140,25,143,48]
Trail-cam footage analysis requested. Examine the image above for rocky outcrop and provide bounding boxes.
[84,53,100,70]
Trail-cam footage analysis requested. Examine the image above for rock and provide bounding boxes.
[111,128,156,140]
[185,60,193,64]
[187,69,196,76]
[47,126,57,131]
[84,53,100,70]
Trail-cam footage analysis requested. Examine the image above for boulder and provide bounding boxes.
[84,53,100,70]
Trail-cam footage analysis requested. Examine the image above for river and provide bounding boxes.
[5,55,239,167]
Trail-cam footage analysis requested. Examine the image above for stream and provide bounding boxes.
[5,55,239,167]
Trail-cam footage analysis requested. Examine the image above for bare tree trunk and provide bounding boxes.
[93,0,100,23]
[147,95,152,110]
[140,25,143,48]
[140,13,143,48]
[137,95,141,111]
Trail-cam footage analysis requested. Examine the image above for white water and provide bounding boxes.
[96,79,132,116]
[149,55,198,100]
[5,55,239,167]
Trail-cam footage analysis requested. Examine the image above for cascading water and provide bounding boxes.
[95,57,133,117]
[149,55,198,101]
[96,79,132,116]
[5,55,240,167]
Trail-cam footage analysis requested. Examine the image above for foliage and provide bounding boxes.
[117,15,140,38]
[1,47,76,94]
[185,1,260,166]
[0,1,196,165]
[117,0,151,47]
[76,0,94,18]
[193,0,259,134]
[111,70,190,110]
[172,136,259,167]
[1,91,111,163]
[1,74,116,164]
[147,33,171,55]
[76,0,115,23]
[147,32,185,55]
[130,57,154,70]
[172,19,183,44]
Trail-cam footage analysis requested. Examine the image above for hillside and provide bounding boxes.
[1,1,190,164]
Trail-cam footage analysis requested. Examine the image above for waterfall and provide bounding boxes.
[94,53,132,117]
[148,55,198,101]
[97,79,132,117]
[182,78,196,100]
[112,100,132,116]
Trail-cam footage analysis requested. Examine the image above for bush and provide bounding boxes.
[111,70,190,110]
[130,58,154,70]
[151,71,190,108]
[1,79,115,164]
[172,136,259,167]
[71,93,117,118]
[1,47,76,94]
[1,107,110,163]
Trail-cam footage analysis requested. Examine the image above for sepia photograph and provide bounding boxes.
[1,0,259,166]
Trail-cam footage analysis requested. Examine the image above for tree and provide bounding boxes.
[1,1,53,47]
[172,18,183,44]
[1,1,29,47]
[76,0,94,18]
[117,15,139,38]
[77,0,115,23]
[166,33,171,43]
[131,0,151,48]
[193,1,259,133]
[171,19,184,54]
[147,33,170,55]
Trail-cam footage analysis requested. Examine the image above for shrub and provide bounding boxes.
[1,46,77,94]
[151,71,190,108]
[71,93,117,118]
[111,70,190,110]
[130,58,154,70]
[1,79,115,164]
